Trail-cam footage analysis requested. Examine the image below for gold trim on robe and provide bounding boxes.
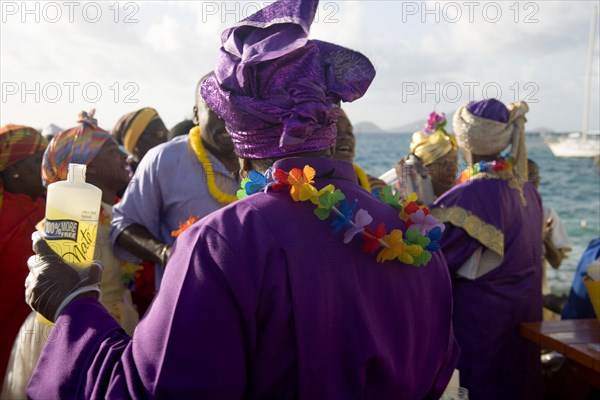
[430,206,504,258]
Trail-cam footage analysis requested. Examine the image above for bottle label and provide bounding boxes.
[44,207,98,264]
[45,219,79,241]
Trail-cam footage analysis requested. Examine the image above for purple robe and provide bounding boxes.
[28,157,458,399]
[432,178,543,400]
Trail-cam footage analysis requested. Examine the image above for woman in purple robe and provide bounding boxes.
[432,99,543,399]
[24,1,459,398]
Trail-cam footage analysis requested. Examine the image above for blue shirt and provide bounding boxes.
[562,237,600,319]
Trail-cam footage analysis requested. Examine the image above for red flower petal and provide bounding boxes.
[405,202,419,214]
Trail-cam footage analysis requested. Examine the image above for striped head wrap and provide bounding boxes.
[0,124,47,209]
[0,124,47,172]
[111,107,160,154]
[42,110,114,186]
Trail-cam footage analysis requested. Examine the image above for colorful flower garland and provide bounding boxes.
[457,153,514,184]
[237,165,445,266]
[189,126,238,204]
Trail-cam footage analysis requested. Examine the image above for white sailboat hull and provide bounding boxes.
[546,137,600,158]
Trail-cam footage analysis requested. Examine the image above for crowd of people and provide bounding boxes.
[1,0,599,399]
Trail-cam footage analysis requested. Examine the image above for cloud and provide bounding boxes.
[143,16,183,52]
[0,0,598,133]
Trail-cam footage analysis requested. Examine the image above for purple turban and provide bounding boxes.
[454,98,530,204]
[201,0,376,159]
[466,99,510,123]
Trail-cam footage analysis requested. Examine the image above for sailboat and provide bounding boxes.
[547,6,600,158]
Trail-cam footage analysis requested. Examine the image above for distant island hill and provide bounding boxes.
[353,111,555,135]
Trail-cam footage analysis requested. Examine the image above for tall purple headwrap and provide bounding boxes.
[201,0,376,159]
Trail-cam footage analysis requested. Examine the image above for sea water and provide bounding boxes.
[355,133,600,295]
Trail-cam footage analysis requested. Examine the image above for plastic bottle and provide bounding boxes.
[44,163,102,264]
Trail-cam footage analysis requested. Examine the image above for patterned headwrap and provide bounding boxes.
[409,112,458,166]
[454,99,529,199]
[111,107,161,154]
[201,0,376,159]
[42,110,114,186]
[0,124,47,209]
[0,124,47,172]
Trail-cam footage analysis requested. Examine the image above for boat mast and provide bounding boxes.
[582,6,597,142]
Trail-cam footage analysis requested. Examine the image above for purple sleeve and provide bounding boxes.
[110,150,163,262]
[432,181,498,275]
[438,223,481,275]
[27,299,130,399]
[28,225,250,399]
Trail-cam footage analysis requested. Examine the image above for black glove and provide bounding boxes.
[116,224,172,267]
[25,232,103,322]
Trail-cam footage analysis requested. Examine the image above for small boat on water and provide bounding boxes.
[547,6,600,159]
[546,132,600,158]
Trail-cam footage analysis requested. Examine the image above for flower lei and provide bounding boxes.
[457,153,514,184]
[171,215,201,238]
[189,126,238,204]
[237,165,445,266]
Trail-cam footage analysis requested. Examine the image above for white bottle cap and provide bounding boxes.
[67,163,87,184]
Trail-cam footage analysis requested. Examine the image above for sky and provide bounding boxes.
[1,0,599,133]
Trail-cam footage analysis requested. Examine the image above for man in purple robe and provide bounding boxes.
[24,1,459,398]
[432,99,543,399]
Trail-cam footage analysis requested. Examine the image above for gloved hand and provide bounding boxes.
[25,231,103,323]
[116,224,172,267]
